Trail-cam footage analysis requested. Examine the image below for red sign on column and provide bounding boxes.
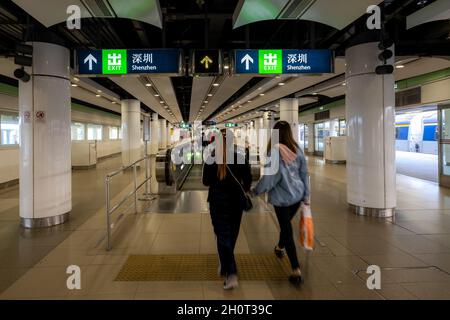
[35,111,45,121]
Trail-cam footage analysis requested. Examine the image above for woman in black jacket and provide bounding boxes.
[202,129,252,290]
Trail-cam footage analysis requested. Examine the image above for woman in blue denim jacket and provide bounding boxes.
[252,121,310,285]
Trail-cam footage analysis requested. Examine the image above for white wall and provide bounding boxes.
[0,147,19,184]
[0,93,122,184]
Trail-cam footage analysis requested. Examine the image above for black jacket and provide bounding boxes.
[202,150,252,208]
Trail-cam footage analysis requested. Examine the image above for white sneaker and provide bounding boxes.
[223,274,239,290]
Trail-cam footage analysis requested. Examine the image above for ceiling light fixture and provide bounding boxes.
[207,93,213,97]
[71,84,78,87]
[278,82,285,86]
[95,94,101,97]
[259,93,265,96]
[160,101,164,104]
[213,83,219,87]
[145,83,152,87]
[396,65,405,69]
[97,90,102,93]
[154,94,159,97]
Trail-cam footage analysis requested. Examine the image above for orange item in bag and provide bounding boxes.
[299,204,314,250]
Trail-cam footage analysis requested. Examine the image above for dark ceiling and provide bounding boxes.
[1,0,449,122]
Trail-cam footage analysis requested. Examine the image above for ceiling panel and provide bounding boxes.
[150,77,183,121]
[233,0,383,30]
[12,0,92,27]
[110,76,181,123]
[12,0,162,28]
[189,76,214,123]
[201,75,254,121]
[219,58,346,122]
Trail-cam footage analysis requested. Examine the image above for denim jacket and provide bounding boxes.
[253,146,309,207]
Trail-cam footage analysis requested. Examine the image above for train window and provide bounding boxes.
[87,124,103,140]
[109,126,119,140]
[339,120,346,136]
[423,125,437,141]
[0,113,20,145]
[71,122,85,141]
[396,126,409,140]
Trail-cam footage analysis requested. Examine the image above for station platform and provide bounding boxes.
[1,155,450,300]
[396,151,438,183]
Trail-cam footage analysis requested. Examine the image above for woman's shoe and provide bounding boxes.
[274,246,285,258]
[288,269,303,286]
[288,274,303,286]
[223,274,239,290]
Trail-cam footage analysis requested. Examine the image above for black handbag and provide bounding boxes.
[226,165,253,211]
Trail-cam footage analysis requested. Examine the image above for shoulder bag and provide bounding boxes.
[226,165,253,211]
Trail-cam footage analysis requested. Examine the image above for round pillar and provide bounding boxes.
[159,119,167,149]
[307,123,314,154]
[280,98,299,143]
[150,113,159,193]
[19,42,71,228]
[121,99,141,167]
[345,41,396,217]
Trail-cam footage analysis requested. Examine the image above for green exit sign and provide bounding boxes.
[102,49,127,74]
[258,49,282,74]
[225,123,237,128]
[180,123,190,129]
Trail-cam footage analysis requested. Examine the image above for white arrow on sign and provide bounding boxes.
[240,54,254,70]
[83,54,97,71]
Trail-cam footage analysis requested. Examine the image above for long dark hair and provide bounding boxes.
[267,121,299,154]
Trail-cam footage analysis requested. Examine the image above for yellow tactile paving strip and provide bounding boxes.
[115,254,292,281]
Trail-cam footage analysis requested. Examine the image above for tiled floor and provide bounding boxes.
[1,155,450,299]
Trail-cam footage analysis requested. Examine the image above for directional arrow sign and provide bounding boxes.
[240,54,254,70]
[200,56,212,69]
[84,54,97,70]
[235,50,258,74]
[192,50,221,75]
[77,50,102,74]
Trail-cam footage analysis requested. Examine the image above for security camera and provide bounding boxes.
[14,68,30,83]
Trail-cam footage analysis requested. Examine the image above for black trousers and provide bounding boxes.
[209,203,243,276]
[273,201,301,270]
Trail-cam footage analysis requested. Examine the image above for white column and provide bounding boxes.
[260,111,271,153]
[280,98,299,143]
[167,123,172,147]
[121,99,141,167]
[345,41,396,217]
[150,113,159,193]
[255,117,264,151]
[307,123,314,154]
[159,119,167,149]
[19,42,71,228]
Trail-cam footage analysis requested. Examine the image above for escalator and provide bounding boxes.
[179,164,207,191]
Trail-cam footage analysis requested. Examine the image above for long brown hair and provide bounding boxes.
[267,120,299,154]
[217,129,227,180]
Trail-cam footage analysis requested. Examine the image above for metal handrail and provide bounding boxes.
[105,155,152,251]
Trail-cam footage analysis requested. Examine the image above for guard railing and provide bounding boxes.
[105,155,152,251]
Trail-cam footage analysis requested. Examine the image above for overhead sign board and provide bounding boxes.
[191,50,222,75]
[76,49,183,76]
[234,49,334,75]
